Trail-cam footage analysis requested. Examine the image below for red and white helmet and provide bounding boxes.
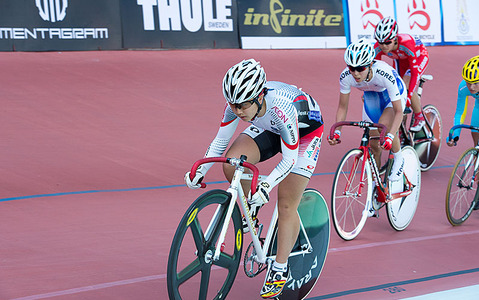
[374,17,398,43]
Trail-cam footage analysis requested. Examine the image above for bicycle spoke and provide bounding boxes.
[332,149,370,240]
[214,252,237,269]
[167,190,242,300]
[189,218,206,253]
[177,258,202,285]
[446,149,477,225]
[199,265,213,300]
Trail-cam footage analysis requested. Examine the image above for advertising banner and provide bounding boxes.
[395,0,442,45]
[347,0,395,44]
[442,0,479,44]
[120,0,239,49]
[0,0,122,51]
[237,0,346,49]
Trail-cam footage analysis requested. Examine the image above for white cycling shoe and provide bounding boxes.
[388,156,405,182]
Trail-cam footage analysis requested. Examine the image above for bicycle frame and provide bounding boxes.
[190,156,313,266]
[448,124,479,187]
[400,75,435,146]
[331,121,414,204]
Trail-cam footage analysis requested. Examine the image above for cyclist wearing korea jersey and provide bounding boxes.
[374,17,429,132]
[448,55,479,147]
[328,39,407,182]
[184,59,323,299]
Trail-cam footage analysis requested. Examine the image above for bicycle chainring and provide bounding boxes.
[243,240,266,277]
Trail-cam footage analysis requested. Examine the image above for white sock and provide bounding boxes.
[272,261,288,272]
[392,151,403,162]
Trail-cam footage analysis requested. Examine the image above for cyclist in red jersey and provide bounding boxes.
[373,17,429,132]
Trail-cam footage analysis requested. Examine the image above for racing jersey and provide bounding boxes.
[374,34,429,99]
[451,80,479,139]
[340,60,407,100]
[200,81,323,190]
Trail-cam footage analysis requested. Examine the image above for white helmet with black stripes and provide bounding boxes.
[222,59,266,104]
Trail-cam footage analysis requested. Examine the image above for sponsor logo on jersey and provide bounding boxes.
[309,111,322,122]
[305,136,321,162]
[287,124,297,145]
[273,106,289,123]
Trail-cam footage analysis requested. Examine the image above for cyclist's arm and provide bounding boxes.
[198,105,239,175]
[451,81,470,140]
[400,37,427,97]
[336,92,350,124]
[389,99,404,136]
[337,70,352,128]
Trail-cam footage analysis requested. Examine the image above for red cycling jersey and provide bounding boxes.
[374,34,429,99]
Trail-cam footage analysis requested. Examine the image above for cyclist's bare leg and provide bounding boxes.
[403,75,422,114]
[223,133,261,193]
[369,129,382,167]
[275,173,309,264]
[472,131,479,147]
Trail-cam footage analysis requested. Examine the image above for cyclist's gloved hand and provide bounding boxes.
[185,171,204,189]
[328,130,341,145]
[249,181,271,206]
[382,133,394,150]
[446,136,458,147]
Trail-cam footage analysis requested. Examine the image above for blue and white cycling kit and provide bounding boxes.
[339,60,408,122]
[451,80,479,138]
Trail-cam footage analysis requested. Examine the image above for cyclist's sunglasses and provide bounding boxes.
[378,40,393,45]
[348,65,368,73]
[229,93,262,110]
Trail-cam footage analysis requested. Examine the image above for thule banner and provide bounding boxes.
[0,0,122,51]
[120,0,240,49]
[237,0,346,49]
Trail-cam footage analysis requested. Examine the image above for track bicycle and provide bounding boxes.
[167,156,330,299]
[395,74,442,171]
[446,124,479,226]
[330,121,421,241]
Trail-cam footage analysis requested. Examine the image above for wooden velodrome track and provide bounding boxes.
[1,45,479,300]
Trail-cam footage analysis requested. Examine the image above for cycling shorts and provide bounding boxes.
[242,125,324,179]
[362,90,405,123]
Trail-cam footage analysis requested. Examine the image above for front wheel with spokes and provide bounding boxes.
[331,148,372,241]
[167,189,243,300]
[446,148,479,226]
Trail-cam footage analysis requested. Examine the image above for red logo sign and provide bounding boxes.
[407,0,431,30]
[360,0,384,29]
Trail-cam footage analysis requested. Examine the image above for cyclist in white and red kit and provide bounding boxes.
[374,16,429,132]
[184,59,324,298]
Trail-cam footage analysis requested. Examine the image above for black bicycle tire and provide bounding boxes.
[167,189,243,300]
[414,104,442,171]
[446,148,479,226]
[267,188,330,300]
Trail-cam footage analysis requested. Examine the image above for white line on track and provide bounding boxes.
[11,229,479,300]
